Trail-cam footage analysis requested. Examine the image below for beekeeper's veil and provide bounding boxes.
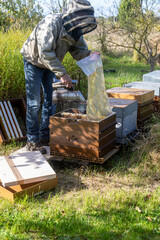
[62,0,97,41]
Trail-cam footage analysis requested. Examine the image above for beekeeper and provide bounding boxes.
[21,0,98,154]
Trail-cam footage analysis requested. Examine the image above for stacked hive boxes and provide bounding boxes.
[0,150,57,201]
[123,70,160,112]
[143,70,160,112]
[107,87,154,123]
[49,109,118,164]
[109,98,138,144]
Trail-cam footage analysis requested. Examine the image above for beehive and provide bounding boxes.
[107,87,154,122]
[49,109,118,163]
[109,98,138,143]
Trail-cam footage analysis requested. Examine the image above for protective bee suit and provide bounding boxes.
[20,0,97,153]
[21,0,97,78]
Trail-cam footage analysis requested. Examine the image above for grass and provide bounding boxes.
[0,56,160,240]
[103,55,160,89]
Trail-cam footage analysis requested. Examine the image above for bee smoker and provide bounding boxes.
[52,80,86,113]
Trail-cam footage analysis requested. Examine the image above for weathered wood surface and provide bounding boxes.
[123,81,160,96]
[3,101,20,138]
[0,102,15,139]
[0,178,58,202]
[50,109,116,132]
[0,108,11,140]
[7,101,23,137]
[50,126,116,149]
[50,140,116,158]
[0,151,56,187]
[0,99,25,142]
[138,103,154,121]
[50,109,117,159]
[51,146,119,164]
[107,87,154,104]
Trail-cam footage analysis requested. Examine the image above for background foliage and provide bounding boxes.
[0,28,87,100]
[0,28,29,99]
[0,0,43,30]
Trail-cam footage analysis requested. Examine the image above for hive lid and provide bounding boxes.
[107,87,154,104]
[143,70,160,83]
[0,150,56,187]
[123,82,160,96]
[109,98,138,117]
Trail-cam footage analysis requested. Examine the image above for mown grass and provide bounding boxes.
[0,45,160,239]
[0,187,160,240]
[0,118,160,240]
[103,55,160,89]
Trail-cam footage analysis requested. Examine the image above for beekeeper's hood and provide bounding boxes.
[62,0,97,41]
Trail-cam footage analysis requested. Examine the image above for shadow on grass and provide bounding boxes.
[48,159,88,195]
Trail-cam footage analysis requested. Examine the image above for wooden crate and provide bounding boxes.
[0,178,58,202]
[0,98,26,143]
[49,109,117,161]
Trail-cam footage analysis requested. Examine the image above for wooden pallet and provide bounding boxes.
[51,146,119,164]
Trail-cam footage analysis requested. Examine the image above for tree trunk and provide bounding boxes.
[148,57,156,72]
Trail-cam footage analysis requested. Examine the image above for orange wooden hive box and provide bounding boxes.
[49,109,119,164]
[107,87,154,122]
[0,178,58,202]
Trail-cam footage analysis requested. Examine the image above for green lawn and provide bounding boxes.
[0,56,160,240]
[103,55,160,89]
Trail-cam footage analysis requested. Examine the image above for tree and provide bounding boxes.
[0,0,43,30]
[43,0,70,14]
[96,17,108,53]
[114,0,160,71]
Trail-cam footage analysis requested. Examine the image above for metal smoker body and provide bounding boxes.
[52,81,86,112]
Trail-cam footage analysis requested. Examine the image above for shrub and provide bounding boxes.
[0,29,88,100]
[0,28,31,99]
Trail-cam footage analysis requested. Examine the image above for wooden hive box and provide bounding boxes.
[0,151,57,187]
[0,149,58,201]
[107,87,154,122]
[0,178,58,202]
[49,109,118,163]
[109,98,138,143]
[153,96,160,112]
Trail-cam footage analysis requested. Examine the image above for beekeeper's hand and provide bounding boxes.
[90,51,100,55]
[60,74,72,88]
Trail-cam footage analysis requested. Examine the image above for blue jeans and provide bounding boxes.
[23,58,57,143]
